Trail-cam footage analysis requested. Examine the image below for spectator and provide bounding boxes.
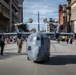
[0,37,5,55]
[69,37,73,44]
[7,37,10,43]
[66,37,69,44]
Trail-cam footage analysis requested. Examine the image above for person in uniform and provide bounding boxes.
[17,34,23,53]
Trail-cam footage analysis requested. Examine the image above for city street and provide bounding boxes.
[1,0,76,75]
[0,41,76,75]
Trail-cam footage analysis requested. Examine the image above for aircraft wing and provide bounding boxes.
[44,32,55,36]
[0,32,74,38]
[45,32,74,36]
[0,32,32,36]
[44,32,74,39]
[0,33,17,36]
[59,32,74,36]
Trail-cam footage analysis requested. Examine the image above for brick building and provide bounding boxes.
[58,5,63,25]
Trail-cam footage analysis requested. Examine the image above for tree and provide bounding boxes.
[19,23,29,32]
[30,28,36,32]
[41,29,46,32]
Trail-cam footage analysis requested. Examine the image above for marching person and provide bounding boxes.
[17,34,23,53]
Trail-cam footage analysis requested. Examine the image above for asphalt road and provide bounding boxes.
[0,41,76,75]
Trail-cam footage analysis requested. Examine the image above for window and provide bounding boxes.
[29,36,36,42]
[29,36,34,42]
[4,0,9,4]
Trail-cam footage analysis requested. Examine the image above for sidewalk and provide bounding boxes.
[5,43,17,50]
[73,40,76,45]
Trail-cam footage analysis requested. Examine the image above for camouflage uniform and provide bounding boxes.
[17,38,23,53]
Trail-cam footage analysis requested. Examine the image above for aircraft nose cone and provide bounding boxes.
[34,47,44,61]
[32,47,40,61]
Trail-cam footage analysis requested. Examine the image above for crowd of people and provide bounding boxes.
[5,36,17,44]
[0,34,74,56]
[66,37,73,44]
[0,34,26,55]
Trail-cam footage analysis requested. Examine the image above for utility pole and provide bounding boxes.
[38,11,40,31]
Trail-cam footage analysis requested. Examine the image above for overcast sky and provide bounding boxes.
[23,0,66,31]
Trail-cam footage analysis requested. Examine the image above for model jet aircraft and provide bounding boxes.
[0,22,74,62]
[26,32,50,62]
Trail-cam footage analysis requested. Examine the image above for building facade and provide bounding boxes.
[58,4,71,32]
[0,0,24,32]
[46,24,50,32]
[63,4,67,27]
[70,0,76,34]
[58,5,67,32]
[58,5,63,25]
[46,18,56,32]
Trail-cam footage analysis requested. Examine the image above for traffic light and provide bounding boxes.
[55,33,59,39]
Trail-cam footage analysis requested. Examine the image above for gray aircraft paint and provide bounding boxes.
[26,32,50,62]
[0,22,74,62]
